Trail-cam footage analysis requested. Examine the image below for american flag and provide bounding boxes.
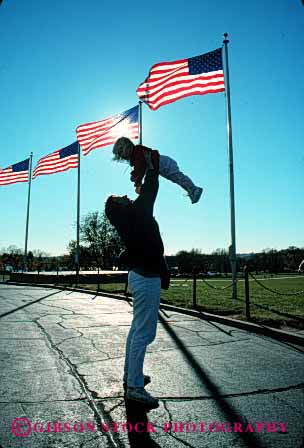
[76,105,139,156]
[33,142,79,179]
[137,48,225,110]
[0,159,29,186]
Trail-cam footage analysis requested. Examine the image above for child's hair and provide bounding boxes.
[113,137,135,161]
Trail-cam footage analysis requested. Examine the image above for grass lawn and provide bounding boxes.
[78,275,304,330]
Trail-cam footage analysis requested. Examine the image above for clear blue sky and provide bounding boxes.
[0,0,303,256]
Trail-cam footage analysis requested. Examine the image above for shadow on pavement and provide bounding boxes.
[124,398,161,447]
[159,313,263,448]
[0,289,64,319]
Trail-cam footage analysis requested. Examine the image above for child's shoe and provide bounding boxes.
[189,186,203,204]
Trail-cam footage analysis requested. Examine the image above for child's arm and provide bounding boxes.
[130,146,146,187]
[134,151,154,194]
[130,168,145,187]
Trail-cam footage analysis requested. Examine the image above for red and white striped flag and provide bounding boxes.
[33,142,79,179]
[137,48,225,110]
[0,159,29,186]
[76,106,138,156]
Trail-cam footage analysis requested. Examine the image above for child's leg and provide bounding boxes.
[159,155,197,193]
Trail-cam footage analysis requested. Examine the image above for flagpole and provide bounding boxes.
[223,33,237,300]
[75,143,81,286]
[24,152,33,272]
[139,101,143,144]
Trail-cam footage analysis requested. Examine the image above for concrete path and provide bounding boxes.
[0,284,303,448]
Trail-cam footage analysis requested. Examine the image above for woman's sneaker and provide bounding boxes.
[126,387,159,409]
[123,375,151,392]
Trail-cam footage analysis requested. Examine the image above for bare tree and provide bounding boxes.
[69,211,124,269]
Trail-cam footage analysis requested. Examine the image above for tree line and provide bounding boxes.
[1,211,303,274]
[171,247,304,275]
[0,211,123,272]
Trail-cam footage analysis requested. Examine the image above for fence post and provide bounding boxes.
[192,268,197,309]
[97,266,100,293]
[244,265,250,321]
[124,274,129,298]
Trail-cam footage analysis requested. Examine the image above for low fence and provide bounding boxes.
[1,268,304,329]
[162,268,304,329]
[6,270,128,294]
[243,267,304,327]
[0,270,11,282]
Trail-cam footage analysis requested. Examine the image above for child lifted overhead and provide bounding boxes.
[113,137,203,204]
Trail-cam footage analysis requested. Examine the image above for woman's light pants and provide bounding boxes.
[123,270,161,388]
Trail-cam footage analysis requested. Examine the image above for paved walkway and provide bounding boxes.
[0,284,303,448]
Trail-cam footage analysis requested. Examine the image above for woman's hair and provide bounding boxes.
[105,196,131,241]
